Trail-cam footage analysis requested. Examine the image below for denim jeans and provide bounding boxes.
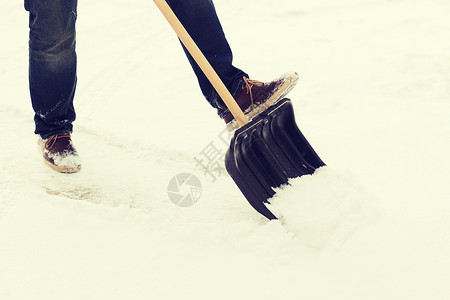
[25,0,247,138]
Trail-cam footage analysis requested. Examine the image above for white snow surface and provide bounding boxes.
[1,0,450,299]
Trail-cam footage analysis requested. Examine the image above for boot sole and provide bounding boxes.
[43,158,81,173]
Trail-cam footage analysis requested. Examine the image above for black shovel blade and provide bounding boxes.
[225,98,326,220]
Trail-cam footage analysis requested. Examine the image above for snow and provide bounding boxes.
[1,0,450,299]
[269,167,379,250]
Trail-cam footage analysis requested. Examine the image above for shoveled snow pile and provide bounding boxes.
[269,167,379,250]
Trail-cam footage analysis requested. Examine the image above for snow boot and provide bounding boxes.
[38,134,81,173]
[223,72,299,131]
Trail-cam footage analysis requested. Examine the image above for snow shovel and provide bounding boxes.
[154,0,325,219]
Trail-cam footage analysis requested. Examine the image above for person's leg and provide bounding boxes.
[167,0,248,118]
[25,0,81,173]
[25,0,78,139]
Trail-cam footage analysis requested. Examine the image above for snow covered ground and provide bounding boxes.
[1,0,449,299]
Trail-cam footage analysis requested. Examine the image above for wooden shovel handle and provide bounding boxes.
[153,0,248,127]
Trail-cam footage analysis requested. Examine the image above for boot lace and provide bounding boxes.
[243,77,264,111]
[45,135,71,150]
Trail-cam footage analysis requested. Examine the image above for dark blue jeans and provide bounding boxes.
[25,0,247,139]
